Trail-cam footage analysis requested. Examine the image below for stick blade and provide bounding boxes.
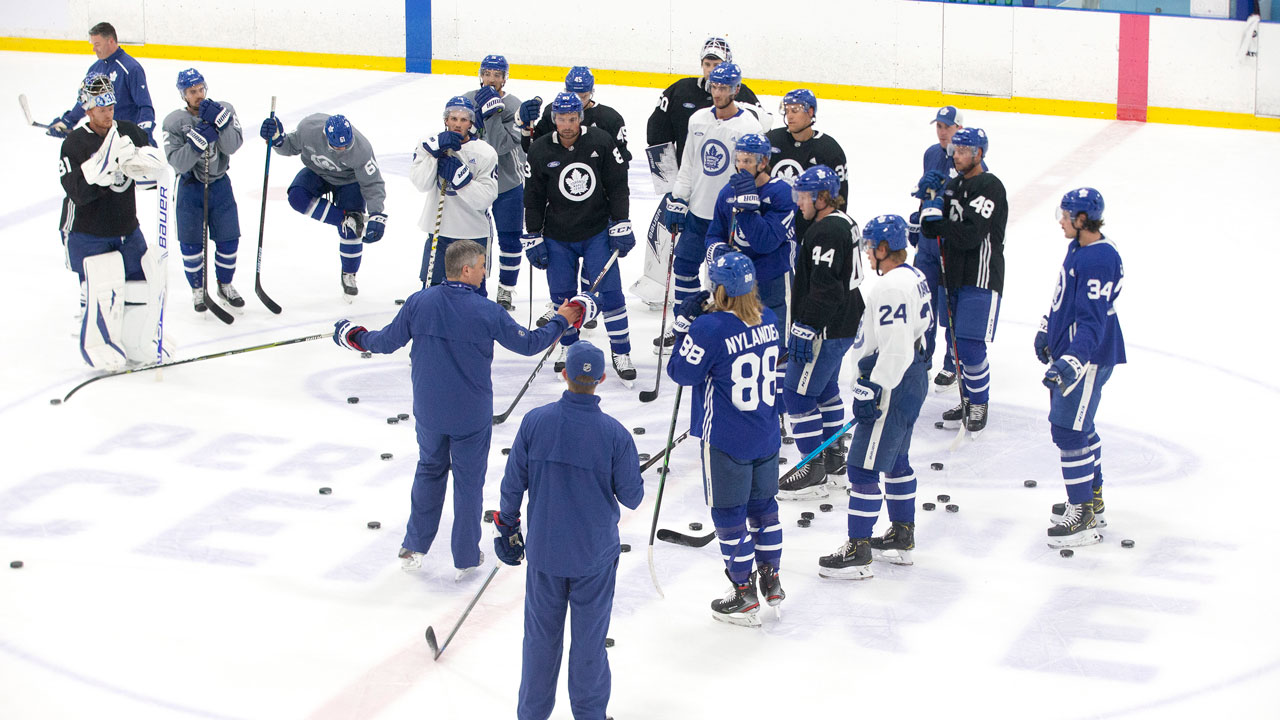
[638,390,658,402]
[425,626,440,659]
[656,529,717,548]
[18,94,34,126]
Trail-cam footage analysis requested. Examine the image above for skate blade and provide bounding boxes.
[616,376,636,389]
[1046,529,1102,548]
[940,418,962,430]
[776,485,830,501]
[342,294,356,305]
[872,548,913,566]
[712,610,761,628]
[818,564,874,580]
[933,382,957,394]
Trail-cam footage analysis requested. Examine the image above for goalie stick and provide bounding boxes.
[254,96,282,313]
[425,565,500,661]
[18,94,51,129]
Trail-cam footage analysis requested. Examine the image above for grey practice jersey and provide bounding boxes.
[162,101,243,183]
[461,88,525,193]
[275,113,386,214]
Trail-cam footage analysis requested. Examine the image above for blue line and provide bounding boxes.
[405,0,431,74]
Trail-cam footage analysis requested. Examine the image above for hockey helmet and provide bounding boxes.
[863,214,910,254]
[948,127,988,158]
[550,92,584,117]
[781,89,817,116]
[1059,187,1104,223]
[78,73,115,111]
[702,36,733,63]
[708,252,756,298]
[176,68,206,97]
[325,114,353,149]
[707,62,742,89]
[565,66,594,94]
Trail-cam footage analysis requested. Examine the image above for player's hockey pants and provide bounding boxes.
[546,231,630,354]
[402,423,490,569]
[492,184,525,289]
[177,175,241,287]
[287,168,367,274]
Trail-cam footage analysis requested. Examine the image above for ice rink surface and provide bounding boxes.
[2,51,1279,719]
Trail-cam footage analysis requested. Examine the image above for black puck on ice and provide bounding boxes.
[319,487,332,495]
[657,467,669,476]
[367,521,381,529]
[922,502,936,511]
[398,413,410,421]
[779,457,789,465]
[632,427,645,435]
[782,436,795,445]
[9,561,22,569]
[945,504,959,513]
[1024,480,1037,488]
[394,298,405,305]
[638,453,650,462]
[797,517,811,528]
[501,447,510,456]
[604,637,615,648]
[620,544,631,553]
[934,421,945,429]
[819,503,833,512]
[801,511,815,520]
[387,417,399,425]
[347,396,359,404]
[49,398,61,406]
[937,494,951,502]
[361,351,372,359]
[689,522,703,531]
[1121,539,1135,548]
[1060,548,1074,558]
[381,453,393,461]
[930,462,944,471]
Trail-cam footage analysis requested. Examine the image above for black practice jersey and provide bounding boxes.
[526,102,631,164]
[58,121,149,237]
[524,126,629,244]
[766,128,848,239]
[646,77,763,163]
[792,211,865,339]
[921,171,1007,293]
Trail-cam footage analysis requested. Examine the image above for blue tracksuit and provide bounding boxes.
[60,48,156,145]
[500,391,644,720]
[357,280,568,567]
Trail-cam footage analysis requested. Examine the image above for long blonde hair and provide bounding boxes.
[713,285,763,327]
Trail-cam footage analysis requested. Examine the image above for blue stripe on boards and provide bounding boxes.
[405,0,432,73]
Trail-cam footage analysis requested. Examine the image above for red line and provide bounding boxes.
[1117,14,1150,123]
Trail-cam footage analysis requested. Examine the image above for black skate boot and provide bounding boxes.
[757,564,785,609]
[818,538,874,580]
[612,352,637,384]
[823,434,848,477]
[218,282,245,313]
[869,521,915,565]
[496,287,515,311]
[1047,501,1101,548]
[191,287,207,313]
[777,460,828,500]
[652,327,675,355]
[941,399,969,429]
[552,345,569,374]
[711,570,761,627]
[341,272,358,303]
[536,303,555,327]
[1051,486,1106,528]
[965,402,988,435]
[933,368,958,393]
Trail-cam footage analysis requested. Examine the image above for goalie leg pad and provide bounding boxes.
[80,251,127,369]
[122,280,164,363]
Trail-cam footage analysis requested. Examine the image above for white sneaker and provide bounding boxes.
[455,551,485,582]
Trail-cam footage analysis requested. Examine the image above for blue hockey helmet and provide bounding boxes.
[444,95,477,121]
[793,164,840,200]
[708,62,742,89]
[550,91,584,117]
[78,73,115,111]
[781,89,817,116]
[863,214,911,253]
[176,68,206,97]
[702,36,733,63]
[325,114,353,149]
[1059,187,1104,222]
[480,54,509,76]
[948,127,988,158]
[565,66,594,94]
[735,133,772,162]
[708,252,756,298]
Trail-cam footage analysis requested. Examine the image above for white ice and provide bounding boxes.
[2,51,1279,720]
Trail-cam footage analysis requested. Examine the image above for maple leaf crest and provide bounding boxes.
[565,168,590,195]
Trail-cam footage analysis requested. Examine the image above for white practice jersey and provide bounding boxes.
[409,135,499,239]
[850,264,933,390]
[672,106,763,220]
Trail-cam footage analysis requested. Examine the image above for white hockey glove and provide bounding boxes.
[121,145,165,183]
[565,292,600,329]
[81,125,125,186]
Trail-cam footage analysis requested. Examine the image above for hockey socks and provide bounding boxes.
[884,471,917,525]
[497,231,522,288]
[603,306,631,355]
[746,497,782,571]
[819,393,845,443]
[1088,429,1103,491]
[846,467,883,539]
[956,339,990,405]
[1059,445,1096,505]
[711,507,755,585]
[340,237,363,274]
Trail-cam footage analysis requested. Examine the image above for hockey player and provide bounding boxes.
[919,128,1006,435]
[1039,188,1125,548]
[47,22,156,146]
[461,55,527,310]
[776,165,864,499]
[332,240,593,578]
[666,252,785,627]
[765,89,847,240]
[410,96,499,292]
[523,93,637,383]
[817,215,931,579]
[522,66,631,164]
[656,62,764,353]
[259,112,387,301]
[58,73,167,369]
[162,68,244,314]
[910,107,984,393]
[493,340,643,720]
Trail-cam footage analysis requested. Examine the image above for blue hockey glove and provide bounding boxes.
[46,114,73,138]
[475,86,503,120]
[518,97,542,127]
[851,378,883,423]
[673,290,711,335]
[566,292,600,329]
[423,130,462,159]
[1043,355,1084,393]
[259,116,284,147]
[1034,315,1051,364]
[907,211,921,246]
[185,123,219,153]
[662,194,689,234]
[920,193,944,222]
[490,511,525,566]
[363,213,386,243]
[608,220,635,257]
[705,241,731,266]
[788,322,818,365]
[727,170,760,211]
[438,156,473,189]
[198,99,231,130]
[522,233,548,270]
[333,320,367,351]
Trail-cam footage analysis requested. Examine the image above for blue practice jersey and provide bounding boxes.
[667,308,782,460]
[705,177,797,283]
[1046,236,1126,367]
[358,281,568,433]
[63,48,156,145]
[499,391,644,577]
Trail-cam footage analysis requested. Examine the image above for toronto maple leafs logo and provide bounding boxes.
[559,162,596,203]
[772,159,804,185]
[701,139,729,176]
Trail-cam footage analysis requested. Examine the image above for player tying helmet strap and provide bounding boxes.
[667,252,785,626]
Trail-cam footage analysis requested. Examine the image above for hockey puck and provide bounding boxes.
[937,494,950,502]
[922,502,936,511]
[819,503,833,512]
[934,421,944,429]
[945,504,959,513]
[801,511,815,520]
[386,417,399,425]
[1121,539,1135,548]
[657,467,669,476]
[638,453,650,462]
[49,398,61,406]
[347,396,359,404]
[782,436,795,445]
[797,517,811,528]
[632,427,645,435]
[604,637,615,648]
[689,522,703,531]
[379,453,392,461]
[394,298,405,305]
[1060,548,1074,558]
[619,543,630,553]
[9,561,22,569]
[931,462,944,472]
[779,457,789,465]
[398,413,410,421]
[1024,480,1037,488]
[501,447,510,456]
[361,351,372,359]
[319,487,332,495]
[367,521,381,529]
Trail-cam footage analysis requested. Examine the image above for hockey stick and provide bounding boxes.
[424,169,448,287]
[201,154,234,324]
[254,96,282,314]
[492,249,620,425]
[646,384,685,598]
[776,419,856,487]
[59,332,327,402]
[934,222,969,450]
[425,565,500,661]
[18,95,51,129]
[639,227,679,403]
[639,429,689,473]
[656,528,716,547]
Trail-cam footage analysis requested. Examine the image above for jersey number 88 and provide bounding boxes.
[730,346,779,412]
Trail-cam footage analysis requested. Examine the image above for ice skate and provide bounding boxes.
[341,272,358,303]
[823,435,848,478]
[454,551,485,582]
[339,211,365,240]
[778,460,829,500]
[757,564,786,613]
[217,282,245,314]
[965,402,988,436]
[711,570,761,628]
[1047,501,1102,548]
[191,287,207,314]
[399,546,424,572]
[869,521,915,565]
[612,352,636,387]
[651,327,675,355]
[552,345,569,374]
[933,368,958,393]
[536,302,555,327]
[1051,486,1106,528]
[818,538,874,579]
[496,286,515,311]
[941,399,969,429]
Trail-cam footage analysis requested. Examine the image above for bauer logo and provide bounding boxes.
[702,140,729,176]
[559,163,596,202]
[157,186,169,249]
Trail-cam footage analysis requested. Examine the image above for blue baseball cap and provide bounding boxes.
[931,106,964,127]
[565,340,606,384]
